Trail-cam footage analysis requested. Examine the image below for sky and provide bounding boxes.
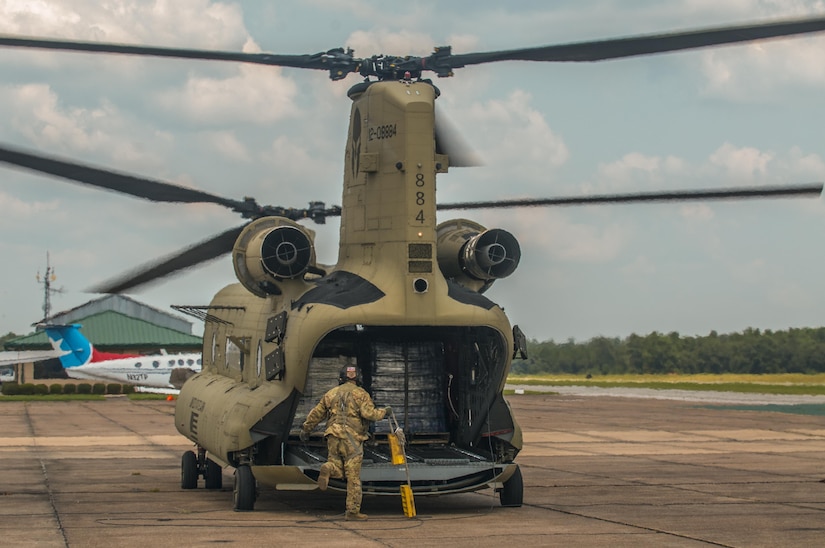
[1,0,824,343]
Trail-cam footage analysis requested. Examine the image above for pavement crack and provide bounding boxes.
[537,503,736,547]
[24,402,70,548]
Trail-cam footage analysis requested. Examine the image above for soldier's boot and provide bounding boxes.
[345,512,368,521]
[318,463,334,491]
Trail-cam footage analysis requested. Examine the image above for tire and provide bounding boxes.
[500,464,523,507]
[181,450,198,489]
[233,465,256,511]
[204,458,223,490]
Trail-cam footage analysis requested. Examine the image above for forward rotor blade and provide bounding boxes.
[4,15,825,82]
[449,16,825,66]
[437,184,824,211]
[89,225,246,294]
[0,144,241,208]
[0,35,337,71]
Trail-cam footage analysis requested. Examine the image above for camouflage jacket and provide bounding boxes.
[302,381,387,442]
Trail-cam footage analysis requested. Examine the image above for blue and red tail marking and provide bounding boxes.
[43,324,137,368]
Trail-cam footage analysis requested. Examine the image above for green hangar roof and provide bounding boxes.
[5,310,202,352]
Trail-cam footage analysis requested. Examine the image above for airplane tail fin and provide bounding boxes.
[43,324,92,368]
[42,324,137,368]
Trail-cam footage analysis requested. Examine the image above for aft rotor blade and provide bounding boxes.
[0,35,337,71]
[449,16,825,65]
[437,184,824,211]
[0,144,242,208]
[434,105,482,168]
[89,225,246,294]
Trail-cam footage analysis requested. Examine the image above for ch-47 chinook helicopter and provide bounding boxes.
[1,15,824,512]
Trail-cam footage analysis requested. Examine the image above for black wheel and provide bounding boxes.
[233,465,256,511]
[181,450,198,489]
[500,464,523,507]
[204,458,223,490]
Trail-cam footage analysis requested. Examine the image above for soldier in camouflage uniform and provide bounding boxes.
[301,364,390,520]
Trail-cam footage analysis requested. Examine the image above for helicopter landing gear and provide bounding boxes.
[181,450,198,489]
[233,465,257,511]
[499,464,523,507]
[204,457,223,489]
[180,447,223,489]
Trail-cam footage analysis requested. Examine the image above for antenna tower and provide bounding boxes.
[36,252,63,321]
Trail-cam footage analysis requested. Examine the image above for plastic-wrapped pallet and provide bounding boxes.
[370,341,446,434]
[291,356,347,430]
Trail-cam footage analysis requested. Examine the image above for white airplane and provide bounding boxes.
[0,365,16,382]
[0,347,65,382]
[43,324,202,391]
[0,350,63,368]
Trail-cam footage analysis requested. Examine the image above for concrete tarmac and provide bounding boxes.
[1,394,824,547]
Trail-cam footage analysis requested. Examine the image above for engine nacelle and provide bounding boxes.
[233,217,316,297]
[436,219,521,293]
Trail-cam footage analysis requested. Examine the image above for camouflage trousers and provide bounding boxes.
[325,435,364,514]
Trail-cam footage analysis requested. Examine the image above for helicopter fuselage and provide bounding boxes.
[174,79,524,500]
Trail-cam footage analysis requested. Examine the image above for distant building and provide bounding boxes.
[3,295,202,380]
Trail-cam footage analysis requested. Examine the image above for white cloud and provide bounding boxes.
[499,208,630,264]
[0,83,169,171]
[700,39,825,100]
[346,29,437,57]
[590,143,820,198]
[154,64,299,126]
[6,84,112,151]
[468,90,569,170]
[0,0,250,47]
[309,0,435,31]
[550,220,629,263]
[591,153,687,193]
[693,0,825,99]
[0,190,60,220]
[261,135,338,184]
[709,143,774,182]
[781,146,825,179]
[201,130,250,162]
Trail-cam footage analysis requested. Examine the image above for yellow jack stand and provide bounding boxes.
[388,412,416,518]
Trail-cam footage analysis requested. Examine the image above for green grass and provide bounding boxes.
[127,393,174,401]
[504,389,553,396]
[507,373,825,395]
[0,394,107,401]
[710,404,825,416]
[0,393,172,402]
[4,374,824,400]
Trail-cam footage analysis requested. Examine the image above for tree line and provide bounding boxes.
[513,327,825,375]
